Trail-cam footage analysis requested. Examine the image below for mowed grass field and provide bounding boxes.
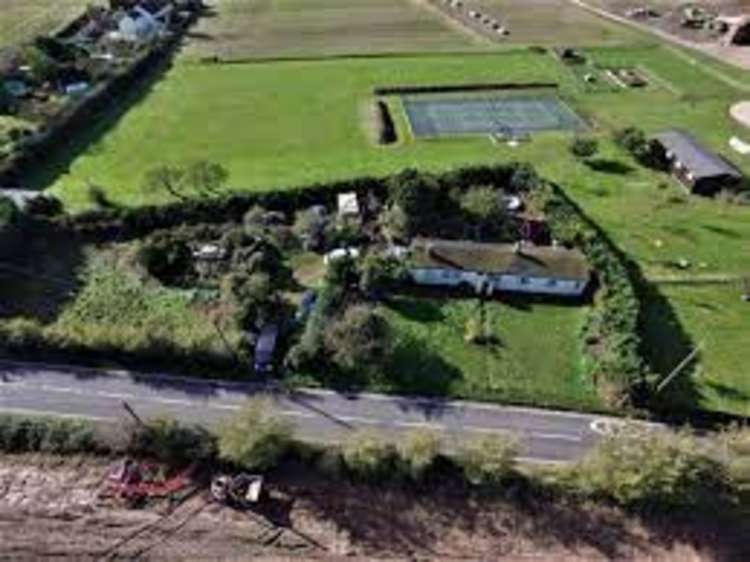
[0,0,95,47]
[183,0,484,60]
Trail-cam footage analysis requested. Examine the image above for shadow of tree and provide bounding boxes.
[585,159,635,176]
[0,222,86,324]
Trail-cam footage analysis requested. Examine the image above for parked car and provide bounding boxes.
[253,324,279,375]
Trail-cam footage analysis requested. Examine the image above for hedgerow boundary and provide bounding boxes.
[12,164,648,411]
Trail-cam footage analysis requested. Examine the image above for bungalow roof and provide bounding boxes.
[409,238,590,282]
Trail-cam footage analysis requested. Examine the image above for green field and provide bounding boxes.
[381,297,600,409]
[0,0,95,47]
[183,0,484,60]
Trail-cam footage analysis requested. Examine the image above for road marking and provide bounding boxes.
[0,407,114,423]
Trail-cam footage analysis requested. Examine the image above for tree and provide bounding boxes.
[509,163,541,193]
[341,431,395,481]
[218,398,293,471]
[460,185,508,240]
[137,232,193,286]
[398,429,442,481]
[21,46,56,84]
[458,434,518,487]
[571,427,732,508]
[359,253,405,298]
[386,169,444,237]
[324,305,392,371]
[0,83,12,114]
[185,160,229,195]
[0,196,19,231]
[142,165,187,200]
[222,271,274,328]
[570,136,599,160]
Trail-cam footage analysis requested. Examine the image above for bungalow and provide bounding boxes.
[407,238,591,298]
[653,129,743,196]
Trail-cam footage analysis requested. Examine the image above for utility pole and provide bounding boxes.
[655,343,702,395]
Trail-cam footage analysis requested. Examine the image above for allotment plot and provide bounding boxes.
[402,94,587,137]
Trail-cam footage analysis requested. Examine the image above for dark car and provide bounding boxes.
[253,324,279,375]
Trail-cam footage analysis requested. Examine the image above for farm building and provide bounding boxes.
[407,239,590,298]
[653,129,743,195]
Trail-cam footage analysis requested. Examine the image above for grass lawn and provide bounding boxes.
[0,0,96,47]
[644,283,750,417]
[183,0,484,60]
[379,297,601,409]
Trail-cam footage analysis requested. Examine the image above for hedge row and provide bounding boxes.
[373,82,558,96]
[538,183,644,405]
[51,165,523,242]
[0,414,101,455]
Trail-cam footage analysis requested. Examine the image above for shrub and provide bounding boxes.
[570,137,599,159]
[218,398,293,471]
[397,429,442,481]
[341,431,396,481]
[137,231,194,286]
[324,304,392,372]
[0,415,100,455]
[359,253,406,298]
[458,434,518,487]
[127,417,216,466]
[459,185,512,241]
[569,427,733,509]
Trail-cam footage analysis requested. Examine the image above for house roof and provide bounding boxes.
[409,239,590,282]
[654,129,742,180]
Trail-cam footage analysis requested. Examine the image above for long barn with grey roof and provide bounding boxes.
[653,129,743,195]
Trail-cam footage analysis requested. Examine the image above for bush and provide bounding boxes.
[24,195,63,217]
[127,417,216,466]
[218,398,292,471]
[358,253,406,298]
[0,415,100,455]
[137,231,194,286]
[341,431,396,481]
[570,137,599,159]
[324,304,392,372]
[397,429,442,481]
[458,434,518,487]
[569,427,733,509]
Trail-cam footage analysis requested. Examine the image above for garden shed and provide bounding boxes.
[653,129,743,196]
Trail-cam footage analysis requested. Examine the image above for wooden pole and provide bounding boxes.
[655,343,702,395]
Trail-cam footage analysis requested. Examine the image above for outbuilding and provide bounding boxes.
[407,239,590,298]
[653,129,743,195]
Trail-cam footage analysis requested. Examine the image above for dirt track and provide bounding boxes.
[1,455,748,561]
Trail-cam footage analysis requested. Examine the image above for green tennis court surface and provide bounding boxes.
[402,94,587,137]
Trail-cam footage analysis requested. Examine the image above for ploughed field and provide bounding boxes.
[0,0,95,47]
[182,0,484,60]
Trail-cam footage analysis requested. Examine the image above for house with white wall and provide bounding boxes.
[407,239,590,298]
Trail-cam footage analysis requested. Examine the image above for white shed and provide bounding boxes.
[337,192,360,219]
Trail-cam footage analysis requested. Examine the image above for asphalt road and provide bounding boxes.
[0,360,643,463]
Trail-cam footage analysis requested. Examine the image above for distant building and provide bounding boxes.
[407,239,590,298]
[653,129,743,196]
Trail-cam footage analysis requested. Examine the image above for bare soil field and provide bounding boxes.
[181,0,484,61]
[1,455,749,561]
[0,0,97,48]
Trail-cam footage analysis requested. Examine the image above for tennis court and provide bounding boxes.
[402,94,587,138]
